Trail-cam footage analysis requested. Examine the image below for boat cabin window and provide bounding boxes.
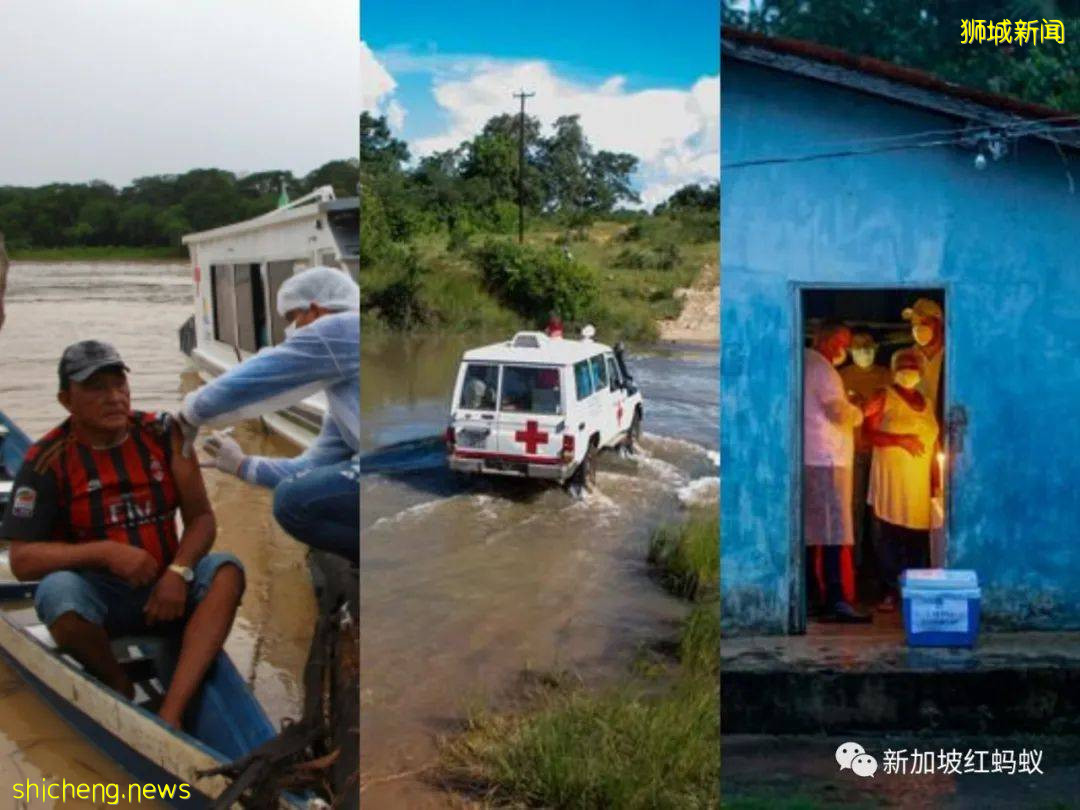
[266,261,300,345]
[459,363,499,411]
[590,355,608,391]
[233,263,267,353]
[500,365,563,415]
[574,360,594,401]
[210,265,237,346]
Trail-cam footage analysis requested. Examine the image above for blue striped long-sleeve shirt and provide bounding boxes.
[183,311,359,488]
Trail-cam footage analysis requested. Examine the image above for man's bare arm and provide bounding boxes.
[169,422,217,568]
[8,540,117,582]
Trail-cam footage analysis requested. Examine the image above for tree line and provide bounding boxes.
[723,0,1079,113]
[360,111,717,268]
[0,160,357,251]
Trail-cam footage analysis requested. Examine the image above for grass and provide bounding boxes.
[441,675,718,810]
[679,600,720,677]
[361,215,717,342]
[647,505,720,601]
[11,245,187,261]
[438,507,721,808]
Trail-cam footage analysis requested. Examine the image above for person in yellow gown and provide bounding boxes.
[863,349,941,612]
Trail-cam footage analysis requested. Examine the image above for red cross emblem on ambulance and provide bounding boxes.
[515,420,549,454]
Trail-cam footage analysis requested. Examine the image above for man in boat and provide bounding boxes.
[177,266,359,565]
[0,340,245,728]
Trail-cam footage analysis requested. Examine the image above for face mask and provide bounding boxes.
[913,324,934,346]
[851,348,875,369]
[894,369,921,390]
[832,349,847,367]
[284,322,298,339]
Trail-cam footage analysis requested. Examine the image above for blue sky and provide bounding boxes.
[361,0,719,207]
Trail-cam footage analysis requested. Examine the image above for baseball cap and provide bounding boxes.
[58,340,130,388]
[902,298,944,322]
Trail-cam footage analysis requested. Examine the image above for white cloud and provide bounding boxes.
[361,39,405,130]
[410,59,718,208]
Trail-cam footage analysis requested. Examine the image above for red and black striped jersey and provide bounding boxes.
[0,412,180,568]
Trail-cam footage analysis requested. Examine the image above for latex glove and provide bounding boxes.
[201,431,246,476]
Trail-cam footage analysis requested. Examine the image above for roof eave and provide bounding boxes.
[722,30,1080,152]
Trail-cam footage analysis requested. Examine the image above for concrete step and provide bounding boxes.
[722,623,1080,734]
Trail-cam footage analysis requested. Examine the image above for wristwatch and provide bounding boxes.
[168,564,195,583]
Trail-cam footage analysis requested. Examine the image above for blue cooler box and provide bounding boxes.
[901,569,981,648]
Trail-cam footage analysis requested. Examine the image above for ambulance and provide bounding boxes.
[446,327,643,488]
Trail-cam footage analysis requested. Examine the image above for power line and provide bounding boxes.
[768,113,1080,153]
[722,124,1080,170]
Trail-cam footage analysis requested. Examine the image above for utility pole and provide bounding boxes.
[513,89,535,244]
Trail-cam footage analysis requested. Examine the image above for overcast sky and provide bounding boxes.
[0,1,359,188]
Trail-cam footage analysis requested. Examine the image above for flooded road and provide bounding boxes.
[359,333,718,807]
[0,263,314,807]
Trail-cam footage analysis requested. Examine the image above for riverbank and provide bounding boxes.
[11,246,186,262]
[361,216,718,343]
[436,506,720,809]
[658,261,719,345]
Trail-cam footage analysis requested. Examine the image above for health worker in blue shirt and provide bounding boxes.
[176,266,359,564]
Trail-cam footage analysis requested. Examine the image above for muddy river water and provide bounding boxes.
[358,333,718,807]
[0,263,314,808]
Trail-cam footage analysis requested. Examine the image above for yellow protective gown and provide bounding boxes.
[868,386,939,530]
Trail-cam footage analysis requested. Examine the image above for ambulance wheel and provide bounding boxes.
[572,444,598,491]
[624,410,642,451]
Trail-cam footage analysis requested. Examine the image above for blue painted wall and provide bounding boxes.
[721,59,1080,633]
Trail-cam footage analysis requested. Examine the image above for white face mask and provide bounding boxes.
[894,369,921,390]
[913,324,934,346]
[284,322,298,339]
[851,348,875,369]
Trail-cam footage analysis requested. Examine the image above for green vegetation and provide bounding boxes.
[443,675,718,810]
[0,160,356,253]
[648,505,720,601]
[440,508,720,808]
[361,112,718,341]
[723,1,1079,113]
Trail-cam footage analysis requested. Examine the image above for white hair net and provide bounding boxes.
[276,266,360,316]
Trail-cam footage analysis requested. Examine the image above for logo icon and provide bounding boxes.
[12,487,36,518]
[837,742,878,778]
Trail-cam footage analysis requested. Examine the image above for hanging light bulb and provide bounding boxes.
[974,152,988,171]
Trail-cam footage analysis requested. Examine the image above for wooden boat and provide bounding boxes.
[0,410,314,809]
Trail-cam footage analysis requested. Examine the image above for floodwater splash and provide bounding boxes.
[358,340,718,805]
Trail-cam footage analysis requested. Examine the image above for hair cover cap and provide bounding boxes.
[276,266,360,317]
[901,298,943,322]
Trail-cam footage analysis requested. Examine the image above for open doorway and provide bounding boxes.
[797,287,947,633]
